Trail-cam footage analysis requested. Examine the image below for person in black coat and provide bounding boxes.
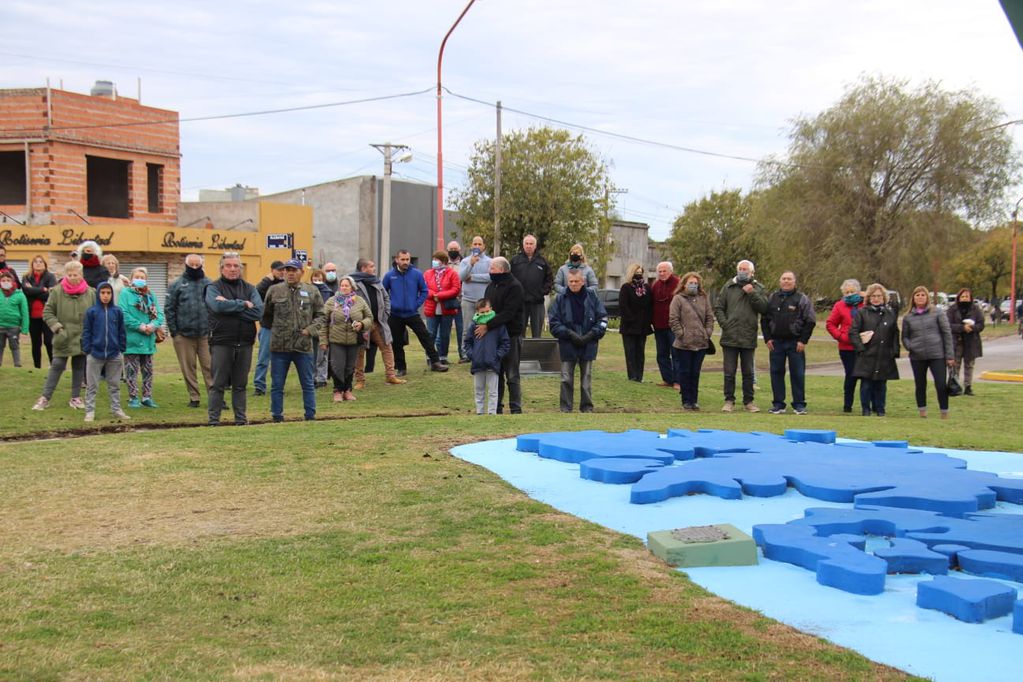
[850,283,900,417]
[20,254,57,368]
[618,263,653,382]
[946,288,985,396]
[509,234,553,338]
[549,269,608,412]
[478,257,525,414]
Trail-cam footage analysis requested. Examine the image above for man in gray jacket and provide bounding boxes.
[165,253,213,408]
[350,259,406,388]
[713,259,769,413]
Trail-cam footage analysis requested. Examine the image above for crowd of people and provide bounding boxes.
[0,237,999,423]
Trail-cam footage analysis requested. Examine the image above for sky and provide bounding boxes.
[3,1,1023,240]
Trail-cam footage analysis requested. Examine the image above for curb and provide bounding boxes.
[979,371,1023,383]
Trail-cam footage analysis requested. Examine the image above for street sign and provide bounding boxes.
[294,249,308,263]
[266,233,292,249]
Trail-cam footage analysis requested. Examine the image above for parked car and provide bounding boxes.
[596,289,620,318]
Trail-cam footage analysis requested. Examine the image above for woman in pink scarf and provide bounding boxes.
[33,261,95,410]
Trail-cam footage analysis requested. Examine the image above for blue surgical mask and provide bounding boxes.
[325,271,337,282]
[686,283,698,294]
[431,259,442,269]
[132,278,147,288]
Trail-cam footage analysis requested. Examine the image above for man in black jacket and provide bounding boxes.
[478,257,524,413]
[761,271,816,415]
[205,253,264,426]
[252,260,284,395]
[509,234,553,338]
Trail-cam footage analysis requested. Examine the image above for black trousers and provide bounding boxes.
[29,317,53,368]
[911,357,949,411]
[497,335,523,413]
[522,301,546,338]
[389,314,438,371]
[621,333,647,381]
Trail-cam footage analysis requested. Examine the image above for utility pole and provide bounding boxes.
[494,100,502,257]
[371,143,412,269]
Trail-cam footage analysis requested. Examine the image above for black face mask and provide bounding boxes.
[569,254,582,263]
[490,272,508,282]
[185,266,205,281]
[447,250,460,261]
[632,274,644,282]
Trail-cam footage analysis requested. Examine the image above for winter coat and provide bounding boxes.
[382,266,428,318]
[81,300,126,359]
[713,277,769,349]
[462,320,510,374]
[946,302,984,361]
[205,277,263,347]
[458,253,492,303]
[553,263,598,295]
[762,289,816,344]
[262,282,324,353]
[20,270,56,319]
[483,273,525,338]
[548,288,609,362]
[42,284,95,358]
[510,252,553,303]
[0,263,19,286]
[423,266,461,317]
[0,288,29,333]
[618,281,653,336]
[82,262,107,290]
[119,287,165,355]
[826,300,862,351]
[319,293,373,346]
[256,275,284,301]
[901,307,954,362]
[668,292,714,351]
[351,271,392,345]
[850,304,900,381]
[651,275,680,330]
[165,274,213,338]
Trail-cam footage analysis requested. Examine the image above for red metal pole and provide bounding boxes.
[437,0,477,253]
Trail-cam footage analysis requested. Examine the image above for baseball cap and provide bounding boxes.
[283,259,303,270]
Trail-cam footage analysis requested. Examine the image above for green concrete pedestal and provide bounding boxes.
[647,524,758,567]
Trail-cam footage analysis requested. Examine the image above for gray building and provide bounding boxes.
[603,220,655,289]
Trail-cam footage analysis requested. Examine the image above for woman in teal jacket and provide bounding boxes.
[118,267,165,408]
[0,269,29,366]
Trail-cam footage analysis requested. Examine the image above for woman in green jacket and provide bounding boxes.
[0,269,29,367]
[319,276,372,402]
[33,261,95,410]
[118,267,165,408]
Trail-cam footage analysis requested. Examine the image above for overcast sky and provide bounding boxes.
[4,1,1023,240]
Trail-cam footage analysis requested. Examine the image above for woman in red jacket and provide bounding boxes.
[424,250,462,365]
[825,278,864,413]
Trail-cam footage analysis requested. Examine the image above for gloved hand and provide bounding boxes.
[579,332,595,345]
[568,331,585,346]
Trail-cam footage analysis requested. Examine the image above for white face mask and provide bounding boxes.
[0,281,12,291]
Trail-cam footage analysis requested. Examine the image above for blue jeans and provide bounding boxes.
[860,379,888,415]
[653,328,675,383]
[253,326,272,392]
[428,314,455,361]
[672,347,706,406]
[270,350,316,420]
[769,339,806,410]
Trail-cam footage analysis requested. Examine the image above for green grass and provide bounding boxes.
[2,329,1016,678]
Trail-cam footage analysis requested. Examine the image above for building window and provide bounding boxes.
[147,163,163,214]
[0,151,26,205]
[86,155,130,218]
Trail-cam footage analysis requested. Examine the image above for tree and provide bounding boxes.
[665,189,760,291]
[755,75,1020,296]
[946,227,1022,301]
[451,126,614,275]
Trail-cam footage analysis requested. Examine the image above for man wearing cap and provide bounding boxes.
[252,260,285,395]
[262,259,324,421]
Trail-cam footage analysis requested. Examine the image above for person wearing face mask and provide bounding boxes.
[308,268,333,388]
[444,242,466,360]
[424,251,462,365]
[20,255,57,368]
[165,254,214,408]
[0,245,20,286]
[322,262,340,295]
[33,261,95,411]
[459,236,491,339]
[0,270,28,367]
[510,234,554,338]
[826,279,865,413]
[479,257,525,413]
[946,288,984,396]
[850,283,900,417]
[901,286,954,419]
[554,243,598,295]
[618,263,653,382]
[713,259,768,413]
[669,272,715,410]
[119,267,165,408]
[76,240,107,289]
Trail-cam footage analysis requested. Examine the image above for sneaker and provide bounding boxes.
[682,403,696,411]
[32,396,49,410]
[768,407,786,415]
[84,412,95,422]
[333,391,343,403]
[794,408,807,415]
[188,400,200,408]
[430,362,449,372]
[127,398,141,408]
[354,380,365,390]
[342,390,356,401]
[140,398,159,408]
[721,401,734,413]
[919,408,928,418]
[744,403,761,413]
[69,397,85,410]
[385,376,407,385]
[458,357,470,364]
[112,410,131,420]
[254,389,266,396]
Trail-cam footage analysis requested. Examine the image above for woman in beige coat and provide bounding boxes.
[319,276,373,402]
[668,271,715,411]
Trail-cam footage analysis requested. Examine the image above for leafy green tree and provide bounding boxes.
[947,227,1023,301]
[755,75,1020,296]
[666,189,760,291]
[451,126,614,275]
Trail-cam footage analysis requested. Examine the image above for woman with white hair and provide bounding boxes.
[825,278,864,413]
[33,260,95,410]
[119,266,164,408]
[101,254,131,302]
[77,240,107,289]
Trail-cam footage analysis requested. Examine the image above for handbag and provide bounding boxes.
[947,370,963,397]
[441,298,459,312]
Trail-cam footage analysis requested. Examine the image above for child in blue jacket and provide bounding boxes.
[80,282,129,422]
[462,298,510,414]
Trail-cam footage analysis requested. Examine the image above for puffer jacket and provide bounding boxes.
[119,287,165,355]
[165,274,213,338]
[548,288,608,362]
[826,300,862,351]
[423,266,461,317]
[43,284,95,358]
[669,292,714,351]
[319,293,372,346]
[262,282,324,353]
[901,307,953,362]
[713,277,768,349]
[850,304,900,381]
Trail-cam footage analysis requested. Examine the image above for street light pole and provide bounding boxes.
[371,143,411,269]
[1011,196,1022,324]
[436,0,478,253]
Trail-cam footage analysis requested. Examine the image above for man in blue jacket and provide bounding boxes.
[382,249,447,375]
[548,270,608,413]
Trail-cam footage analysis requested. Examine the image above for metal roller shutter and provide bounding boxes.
[119,262,169,308]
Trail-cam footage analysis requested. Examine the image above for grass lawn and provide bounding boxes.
[3,328,1018,678]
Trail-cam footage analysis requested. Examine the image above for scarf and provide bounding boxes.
[80,254,100,268]
[631,281,647,297]
[131,286,159,320]
[61,278,89,296]
[184,266,205,281]
[914,307,928,315]
[433,266,445,290]
[331,292,357,325]
[473,310,496,325]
